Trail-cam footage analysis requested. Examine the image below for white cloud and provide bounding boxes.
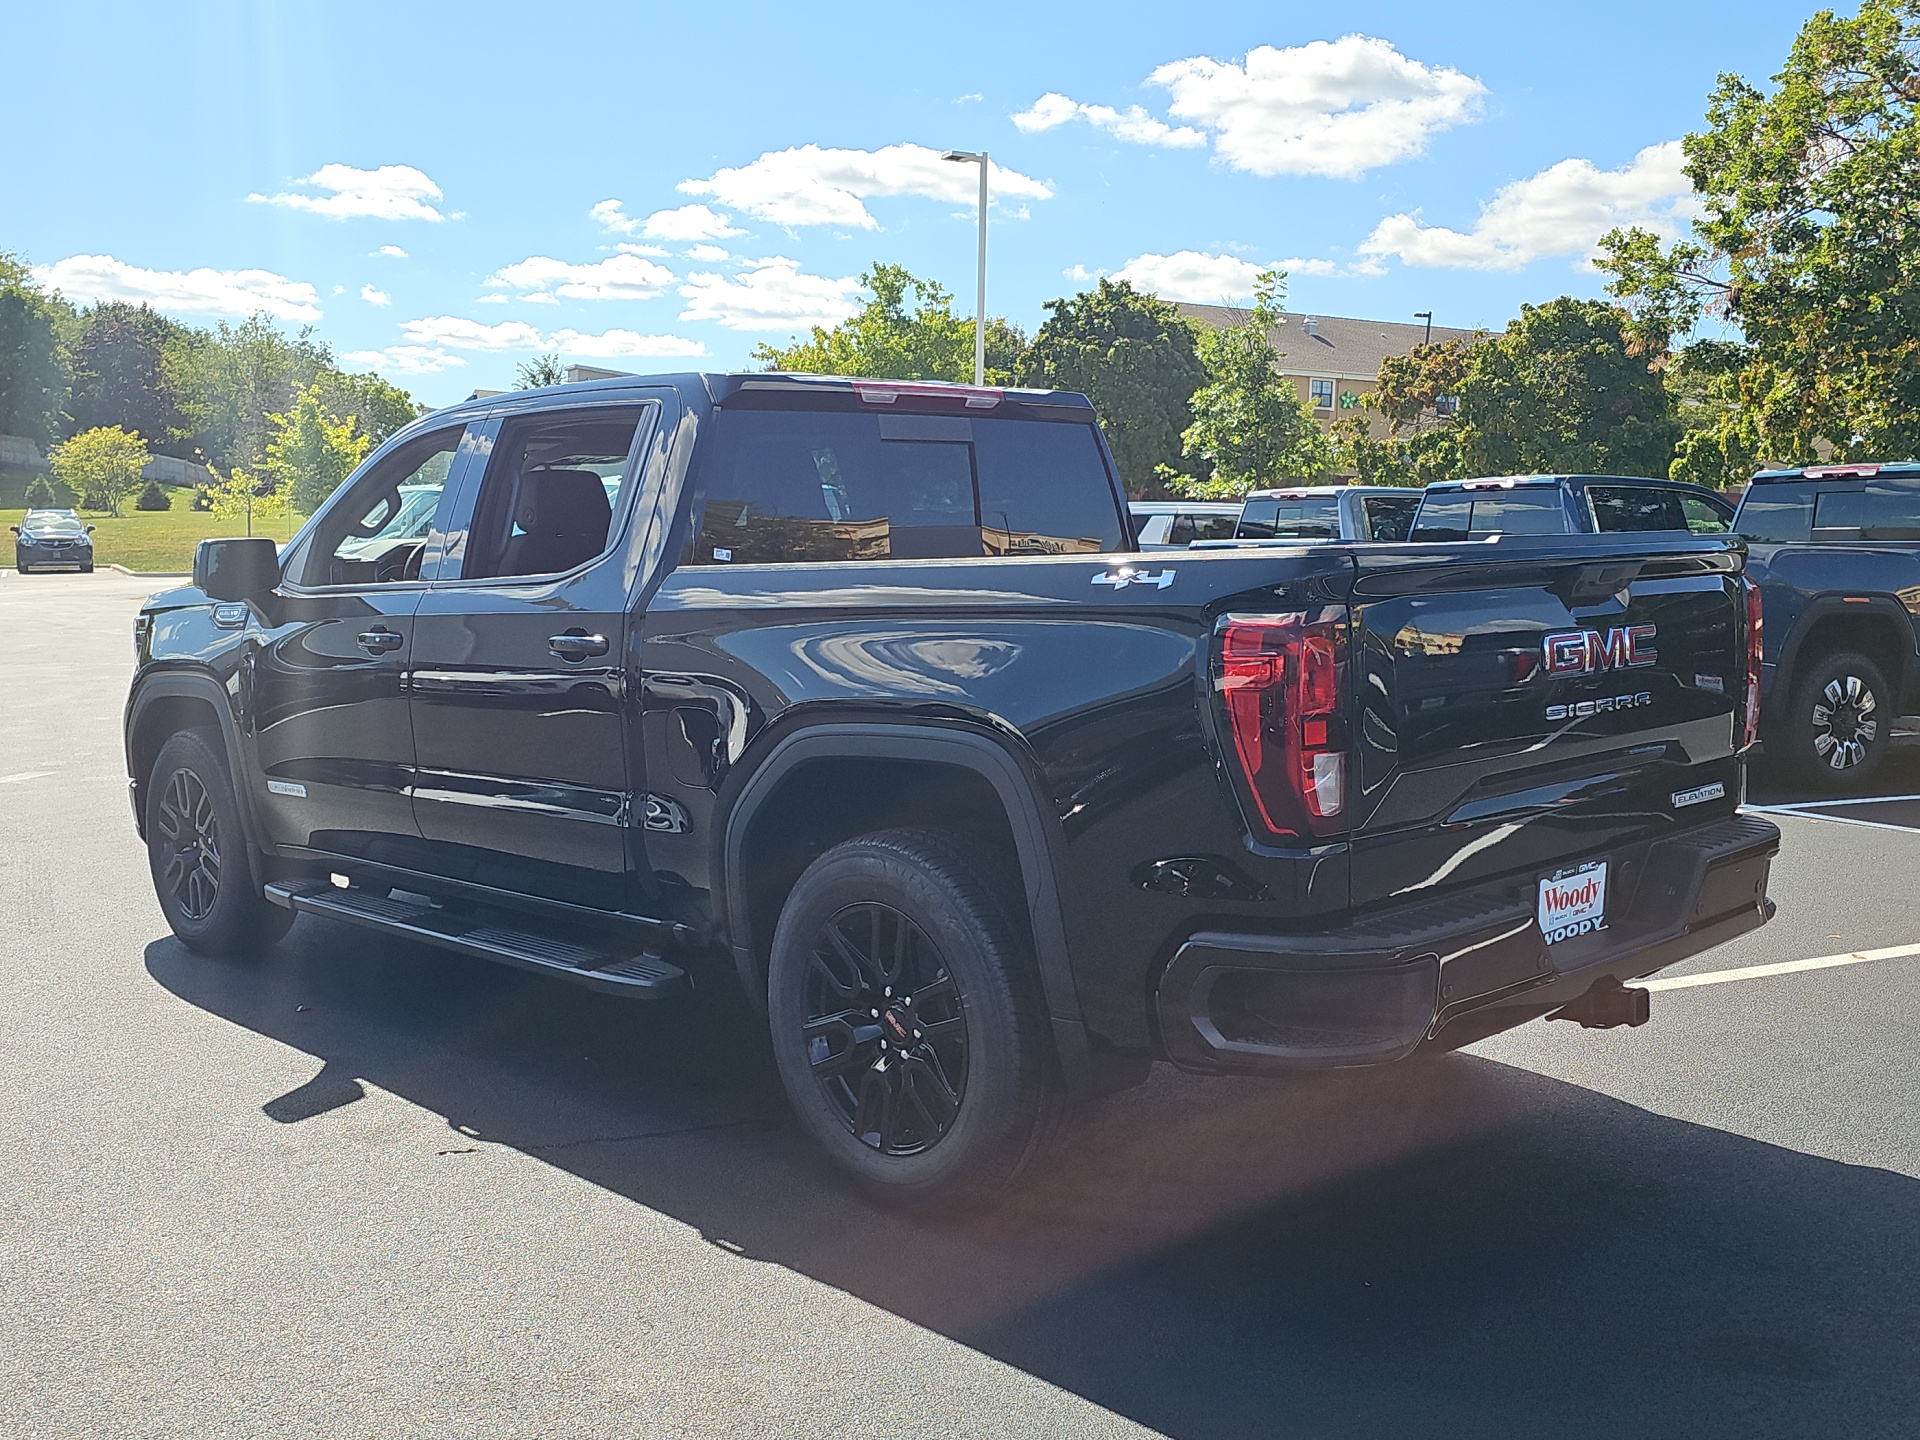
[33,254,323,322]
[616,241,671,257]
[484,252,676,301]
[250,163,449,221]
[475,293,509,305]
[679,143,1052,229]
[678,257,862,331]
[683,244,730,262]
[592,199,744,241]
[1111,250,1343,303]
[360,284,391,307]
[1360,141,1697,271]
[342,345,466,375]
[1020,36,1482,181]
[393,315,703,358]
[373,245,408,259]
[1012,92,1205,148]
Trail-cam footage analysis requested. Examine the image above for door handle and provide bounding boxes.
[548,632,610,661]
[356,628,404,654]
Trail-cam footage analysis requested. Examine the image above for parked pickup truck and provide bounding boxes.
[1228,484,1422,543]
[126,373,1780,1208]
[1734,461,1920,785]
[1410,474,1735,541]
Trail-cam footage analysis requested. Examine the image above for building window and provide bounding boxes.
[1310,378,1336,410]
[1434,394,1459,418]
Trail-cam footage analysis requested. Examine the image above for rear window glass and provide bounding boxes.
[1811,483,1920,539]
[683,409,1124,564]
[1360,493,1419,542]
[1236,496,1339,539]
[1410,489,1570,541]
[1734,484,1814,544]
[1589,486,1687,532]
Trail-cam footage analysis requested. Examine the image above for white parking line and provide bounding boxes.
[0,771,54,786]
[1742,803,1920,835]
[1638,941,1920,992]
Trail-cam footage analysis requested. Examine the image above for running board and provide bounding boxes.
[264,881,688,998]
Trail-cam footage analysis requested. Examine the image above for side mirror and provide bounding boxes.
[86,525,97,534]
[7,526,17,536]
[193,537,279,603]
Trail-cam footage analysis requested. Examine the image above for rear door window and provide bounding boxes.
[1236,496,1339,539]
[1812,483,1920,540]
[1680,493,1734,533]
[1589,485,1688,532]
[683,408,1124,564]
[1410,489,1570,541]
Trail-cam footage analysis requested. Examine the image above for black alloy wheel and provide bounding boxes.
[767,828,1061,1210]
[1788,650,1891,788]
[155,764,223,921]
[147,729,293,957]
[801,901,969,1155]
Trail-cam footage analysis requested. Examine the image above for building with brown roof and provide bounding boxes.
[1175,304,1486,438]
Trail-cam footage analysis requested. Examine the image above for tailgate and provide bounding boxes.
[1345,535,1747,909]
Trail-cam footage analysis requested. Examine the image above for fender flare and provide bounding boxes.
[717,721,1129,1097]
[1772,593,1916,706]
[125,670,265,854]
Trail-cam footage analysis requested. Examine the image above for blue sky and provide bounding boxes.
[4,0,1819,407]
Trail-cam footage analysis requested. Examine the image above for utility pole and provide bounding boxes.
[943,149,989,385]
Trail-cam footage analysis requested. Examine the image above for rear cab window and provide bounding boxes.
[681,400,1126,565]
[1735,483,1815,543]
[1588,485,1687,532]
[1409,487,1570,541]
[1167,511,1239,545]
[1811,482,1920,540]
[1236,495,1340,539]
[1360,493,1420,542]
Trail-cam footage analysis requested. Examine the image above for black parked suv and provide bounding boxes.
[12,509,96,572]
[1410,475,1734,541]
[1735,462,1920,785]
[126,374,1778,1206]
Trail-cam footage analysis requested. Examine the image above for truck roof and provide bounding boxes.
[1422,473,1701,491]
[1749,461,1920,484]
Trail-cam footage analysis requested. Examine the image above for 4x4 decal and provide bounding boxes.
[1094,568,1175,589]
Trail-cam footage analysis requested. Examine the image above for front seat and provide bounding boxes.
[500,469,612,576]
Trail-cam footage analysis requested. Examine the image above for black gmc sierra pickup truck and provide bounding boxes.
[126,373,1780,1207]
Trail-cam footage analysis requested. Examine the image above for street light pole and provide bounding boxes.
[1413,310,1433,347]
[944,149,988,385]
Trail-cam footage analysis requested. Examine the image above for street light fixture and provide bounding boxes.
[943,149,988,386]
[1413,310,1433,347]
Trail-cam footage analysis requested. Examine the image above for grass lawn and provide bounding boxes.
[3,506,302,574]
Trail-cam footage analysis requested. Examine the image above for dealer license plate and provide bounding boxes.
[1538,861,1607,945]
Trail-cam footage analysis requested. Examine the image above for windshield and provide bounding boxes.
[23,511,83,533]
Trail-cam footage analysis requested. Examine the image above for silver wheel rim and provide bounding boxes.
[1810,674,1879,770]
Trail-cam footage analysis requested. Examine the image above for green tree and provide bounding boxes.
[48,425,150,515]
[23,474,58,508]
[67,302,188,454]
[1166,271,1334,498]
[0,252,71,449]
[1016,278,1207,499]
[165,314,332,473]
[1600,0,1920,468]
[754,263,1025,383]
[515,352,566,389]
[135,479,172,511]
[317,370,419,446]
[267,383,373,514]
[208,467,293,534]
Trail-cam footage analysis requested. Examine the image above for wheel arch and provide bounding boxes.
[717,723,1124,1097]
[1772,595,1915,715]
[126,672,262,851]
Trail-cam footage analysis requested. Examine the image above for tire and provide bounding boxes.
[767,827,1062,1210]
[147,729,293,956]
[15,564,29,575]
[80,563,94,574]
[1784,650,1893,789]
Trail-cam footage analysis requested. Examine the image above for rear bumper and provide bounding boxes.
[1154,813,1780,1073]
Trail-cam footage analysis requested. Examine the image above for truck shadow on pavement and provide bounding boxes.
[149,921,1919,1440]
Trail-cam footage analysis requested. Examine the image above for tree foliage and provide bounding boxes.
[267,383,374,514]
[515,352,566,389]
[754,263,1025,383]
[67,303,188,456]
[49,424,150,515]
[1016,279,1207,499]
[208,467,294,532]
[1599,0,1920,466]
[0,252,70,449]
[23,474,58,508]
[1165,271,1333,498]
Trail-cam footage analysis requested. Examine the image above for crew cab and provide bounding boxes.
[1410,475,1734,541]
[1228,485,1421,543]
[1735,461,1920,785]
[125,373,1779,1208]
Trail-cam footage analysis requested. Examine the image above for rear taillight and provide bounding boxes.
[1741,576,1764,750]
[1216,610,1348,839]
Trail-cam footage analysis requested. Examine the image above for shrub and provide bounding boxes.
[23,475,57,509]
[135,480,172,511]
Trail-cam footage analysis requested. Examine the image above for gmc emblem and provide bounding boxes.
[1543,624,1657,678]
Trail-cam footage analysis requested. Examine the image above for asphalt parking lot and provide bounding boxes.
[5,570,1920,1440]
